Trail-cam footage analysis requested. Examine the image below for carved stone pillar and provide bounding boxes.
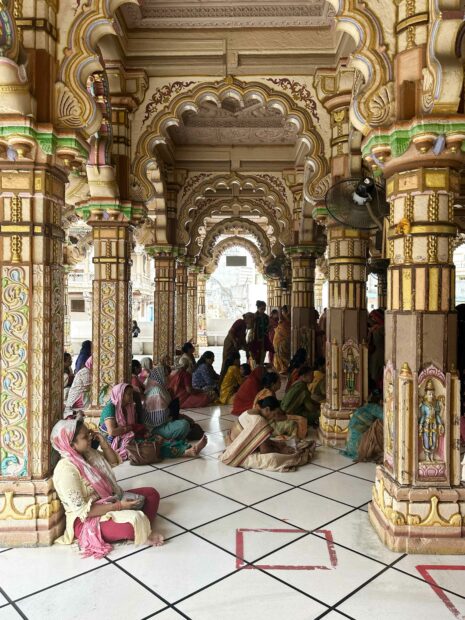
[187,267,198,345]
[87,210,133,409]
[175,257,188,348]
[286,246,319,361]
[197,272,209,347]
[152,247,177,362]
[0,16,88,544]
[363,125,465,553]
[319,226,369,447]
[0,163,71,545]
[63,268,72,352]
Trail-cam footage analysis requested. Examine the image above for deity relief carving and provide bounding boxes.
[341,340,360,408]
[417,366,446,479]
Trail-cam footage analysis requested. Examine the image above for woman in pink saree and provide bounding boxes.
[51,418,163,558]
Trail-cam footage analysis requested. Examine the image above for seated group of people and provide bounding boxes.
[54,340,326,561]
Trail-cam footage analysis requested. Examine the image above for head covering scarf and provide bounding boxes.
[75,340,92,373]
[144,366,172,427]
[51,419,114,558]
[108,383,135,459]
[231,367,265,415]
[140,357,152,371]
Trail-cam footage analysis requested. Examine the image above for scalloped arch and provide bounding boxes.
[186,197,283,255]
[196,217,273,264]
[179,173,292,247]
[203,236,264,274]
[134,78,329,202]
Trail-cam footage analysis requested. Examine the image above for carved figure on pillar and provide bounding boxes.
[418,379,444,463]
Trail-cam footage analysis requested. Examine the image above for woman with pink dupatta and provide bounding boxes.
[52,418,163,558]
[99,383,147,460]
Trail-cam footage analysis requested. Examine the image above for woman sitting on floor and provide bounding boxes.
[192,351,220,393]
[219,352,243,405]
[252,371,281,408]
[131,359,146,396]
[178,342,196,374]
[99,383,147,459]
[220,396,315,472]
[144,366,208,457]
[139,357,153,384]
[64,356,93,417]
[285,348,308,393]
[231,366,265,416]
[52,417,164,558]
[75,339,92,373]
[168,356,212,409]
[281,365,321,427]
[341,390,383,463]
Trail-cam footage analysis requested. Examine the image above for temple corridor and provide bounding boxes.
[1,402,464,620]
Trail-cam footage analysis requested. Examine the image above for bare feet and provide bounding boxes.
[147,532,164,546]
[184,434,208,457]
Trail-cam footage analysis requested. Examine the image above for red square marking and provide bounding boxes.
[235,528,338,570]
[416,564,465,619]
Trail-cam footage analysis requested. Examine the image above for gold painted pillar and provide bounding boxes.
[63,267,72,352]
[0,163,71,545]
[0,10,88,543]
[152,247,177,362]
[286,246,320,360]
[187,267,198,345]
[364,126,465,553]
[197,272,209,347]
[319,226,369,447]
[175,256,188,349]
[86,210,133,410]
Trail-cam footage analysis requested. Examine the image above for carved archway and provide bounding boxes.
[179,173,293,247]
[203,236,265,274]
[133,77,329,204]
[196,217,273,264]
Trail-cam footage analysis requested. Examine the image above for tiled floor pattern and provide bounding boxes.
[1,404,465,619]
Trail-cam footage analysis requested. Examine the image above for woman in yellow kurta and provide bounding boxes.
[51,418,164,558]
[219,353,244,404]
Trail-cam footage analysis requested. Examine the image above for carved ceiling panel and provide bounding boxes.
[168,99,299,146]
[120,1,334,30]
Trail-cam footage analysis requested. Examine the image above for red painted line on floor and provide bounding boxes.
[235,527,339,571]
[315,529,338,568]
[416,564,465,619]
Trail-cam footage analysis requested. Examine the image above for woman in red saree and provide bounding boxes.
[231,367,265,416]
[168,357,212,408]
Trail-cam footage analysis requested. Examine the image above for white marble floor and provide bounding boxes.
[1,404,464,620]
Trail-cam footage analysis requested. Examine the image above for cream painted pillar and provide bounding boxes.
[319,226,369,447]
[363,125,465,553]
[287,246,319,360]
